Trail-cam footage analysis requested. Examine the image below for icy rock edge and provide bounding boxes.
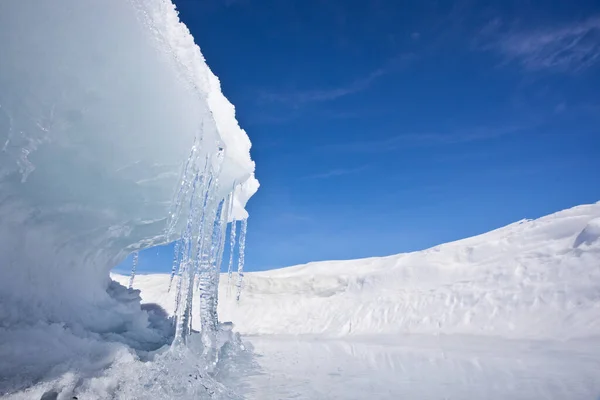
[0,0,258,398]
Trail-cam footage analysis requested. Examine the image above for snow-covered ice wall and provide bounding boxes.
[0,0,257,363]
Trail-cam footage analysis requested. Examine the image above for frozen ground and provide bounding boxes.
[109,202,600,399]
[3,202,600,398]
[10,332,599,399]
[232,335,600,400]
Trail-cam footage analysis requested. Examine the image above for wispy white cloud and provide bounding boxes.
[483,16,600,72]
[259,68,385,106]
[259,55,413,107]
[303,165,370,180]
[322,124,528,153]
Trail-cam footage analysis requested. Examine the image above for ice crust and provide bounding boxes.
[0,0,257,397]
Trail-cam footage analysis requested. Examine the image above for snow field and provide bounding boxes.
[119,202,600,340]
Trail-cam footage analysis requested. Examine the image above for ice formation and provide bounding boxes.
[236,219,249,301]
[0,0,258,397]
[128,251,140,289]
[168,144,251,357]
[227,207,238,284]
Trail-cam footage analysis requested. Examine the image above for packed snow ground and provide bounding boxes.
[5,203,600,398]
[117,201,600,340]
[110,202,600,399]
[234,335,600,400]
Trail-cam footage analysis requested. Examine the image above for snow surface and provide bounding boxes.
[107,202,600,399]
[0,0,257,397]
[6,203,600,398]
[117,202,600,340]
[234,335,600,400]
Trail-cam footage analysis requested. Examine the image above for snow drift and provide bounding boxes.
[119,202,600,340]
[0,0,257,397]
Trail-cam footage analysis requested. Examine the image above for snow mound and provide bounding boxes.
[0,0,257,397]
[120,202,600,341]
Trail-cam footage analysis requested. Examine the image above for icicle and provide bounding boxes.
[226,221,237,297]
[193,164,214,289]
[235,218,248,301]
[166,138,199,235]
[173,167,203,343]
[128,251,139,289]
[188,169,214,340]
[227,224,237,279]
[194,198,223,368]
[166,139,200,296]
[204,196,230,366]
[227,193,237,285]
[216,193,231,278]
[211,197,229,321]
[207,199,225,310]
[173,254,184,319]
[167,239,181,292]
[191,148,229,369]
[172,154,209,329]
[166,138,250,357]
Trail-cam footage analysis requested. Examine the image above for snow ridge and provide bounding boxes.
[120,202,600,341]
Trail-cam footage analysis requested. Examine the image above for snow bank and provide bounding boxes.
[119,202,600,340]
[0,0,257,396]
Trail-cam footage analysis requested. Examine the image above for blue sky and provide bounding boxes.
[116,0,600,274]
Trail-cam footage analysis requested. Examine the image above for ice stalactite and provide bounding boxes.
[227,220,238,287]
[236,218,248,302]
[165,138,253,364]
[191,154,213,296]
[173,164,203,343]
[167,239,180,293]
[182,156,217,344]
[165,141,199,292]
[167,141,199,232]
[169,145,230,353]
[128,251,139,289]
[195,152,228,367]
[195,199,223,366]
[171,148,207,329]
[213,194,230,311]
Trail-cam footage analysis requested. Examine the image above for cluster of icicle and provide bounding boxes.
[128,137,248,362]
